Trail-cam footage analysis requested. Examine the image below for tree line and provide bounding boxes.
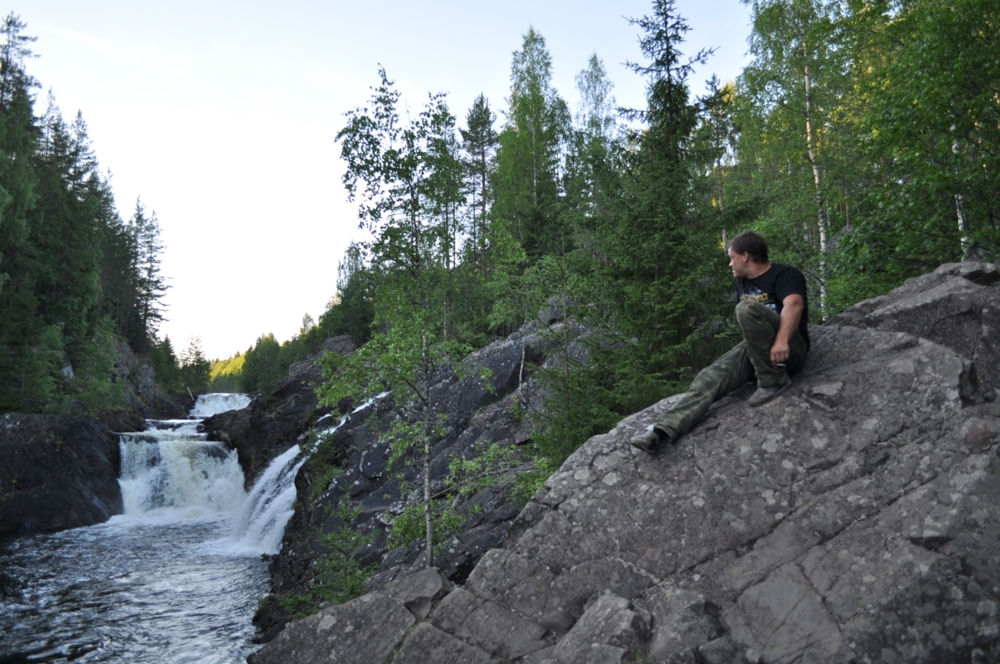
[0,14,185,413]
[231,0,998,468]
[313,0,999,546]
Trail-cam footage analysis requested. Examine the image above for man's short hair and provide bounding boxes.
[730,231,769,264]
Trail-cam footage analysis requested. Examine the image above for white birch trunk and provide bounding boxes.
[803,63,829,320]
[422,332,434,568]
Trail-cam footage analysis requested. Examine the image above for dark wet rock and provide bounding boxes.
[112,338,186,419]
[253,322,581,640]
[253,263,1000,663]
[204,335,356,487]
[0,414,123,537]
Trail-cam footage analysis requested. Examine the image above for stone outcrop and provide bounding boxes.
[829,261,1000,397]
[252,321,574,640]
[0,414,123,537]
[112,337,186,419]
[204,335,356,487]
[250,262,1000,663]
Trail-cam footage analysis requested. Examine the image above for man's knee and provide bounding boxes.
[690,356,737,395]
[735,299,775,322]
[689,365,718,395]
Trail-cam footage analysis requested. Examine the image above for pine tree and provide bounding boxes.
[0,12,38,295]
[460,94,499,276]
[179,336,210,393]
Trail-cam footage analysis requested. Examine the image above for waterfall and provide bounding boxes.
[189,392,253,418]
[119,424,246,517]
[228,445,307,554]
[116,393,305,555]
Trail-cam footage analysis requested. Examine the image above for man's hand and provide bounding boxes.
[771,338,790,366]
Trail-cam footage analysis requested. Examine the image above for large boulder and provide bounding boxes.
[829,261,1000,396]
[251,262,1000,663]
[0,414,123,537]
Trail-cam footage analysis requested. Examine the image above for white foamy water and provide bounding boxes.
[188,392,253,418]
[119,422,247,519]
[0,393,305,663]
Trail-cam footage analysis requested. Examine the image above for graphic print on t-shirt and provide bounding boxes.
[740,284,778,312]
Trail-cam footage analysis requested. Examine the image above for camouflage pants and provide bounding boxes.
[654,300,808,441]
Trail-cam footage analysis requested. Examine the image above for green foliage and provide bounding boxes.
[278,495,375,619]
[178,336,211,394]
[492,28,572,265]
[839,0,1000,287]
[0,15,171,414]
[241,333,283,394]
[207,352,244,393]
[302,429,345,501]
[512,455,559,505]
[445,441,521,500]
[321,69,480,565]
[148,336,182,392]
[72,316,127,412]
[314,242,376,348]
[387,501,464,553]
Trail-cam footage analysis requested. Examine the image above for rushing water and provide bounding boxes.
[0,394,305,664]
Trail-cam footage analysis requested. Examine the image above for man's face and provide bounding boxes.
[728,248,751,278]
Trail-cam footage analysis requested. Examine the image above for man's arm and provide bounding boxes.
[771,293,804,366]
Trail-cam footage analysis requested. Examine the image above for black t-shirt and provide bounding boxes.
[736,263,810,349]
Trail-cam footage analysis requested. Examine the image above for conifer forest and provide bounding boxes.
[2,0,998,478]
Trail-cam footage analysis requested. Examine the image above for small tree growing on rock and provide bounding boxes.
[318,68,472,567]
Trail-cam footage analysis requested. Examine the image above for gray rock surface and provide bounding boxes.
[391,623,498,664]
[112,337,186,420]
[247,591,413,664]
[250,263,1000,663]
[0,414,123,536]
[552,594,651,664]
[829,261,1000,397]
[382,566,453,619]
[253,322,580,639]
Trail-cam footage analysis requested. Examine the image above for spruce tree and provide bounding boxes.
[128,199,168,351]
[589,0,726,412]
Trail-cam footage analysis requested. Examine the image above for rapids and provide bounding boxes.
[0,394,303,663]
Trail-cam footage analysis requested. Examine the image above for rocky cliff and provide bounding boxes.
[204,335,358,488]
[247,321,577,640]
[0,414,124,537]
[249,262,1000,664]
[0,339,189,538]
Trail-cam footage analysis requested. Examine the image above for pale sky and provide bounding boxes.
[24,1,752,360]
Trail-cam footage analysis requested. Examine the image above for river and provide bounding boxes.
[0,394,304,664]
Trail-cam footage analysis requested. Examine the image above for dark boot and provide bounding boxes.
[629,426,671,453]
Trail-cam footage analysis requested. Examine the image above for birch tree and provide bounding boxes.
[319,69,470,567]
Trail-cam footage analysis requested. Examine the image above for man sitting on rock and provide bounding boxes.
[630,231,811,453]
